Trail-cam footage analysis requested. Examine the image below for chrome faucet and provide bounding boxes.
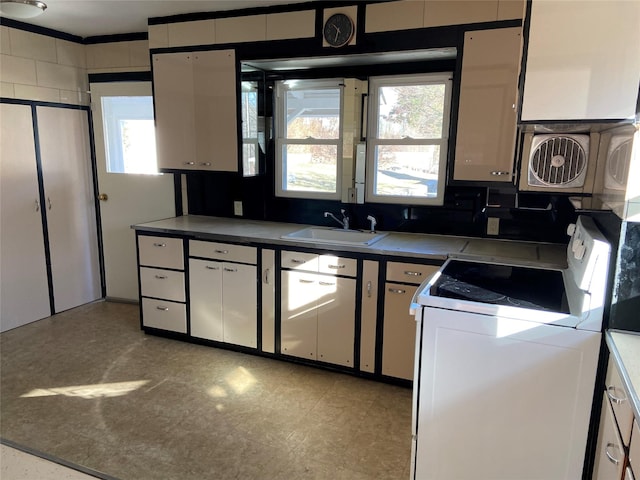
[324,209,349,230]
[366,215,377,233]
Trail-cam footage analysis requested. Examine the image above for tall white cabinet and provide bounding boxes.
[0,103,102,332]
[0,103,51,331]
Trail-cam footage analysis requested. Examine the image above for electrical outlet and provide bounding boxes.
[347,188,356,203]
[487,217,500,236]
[233,201,243,216]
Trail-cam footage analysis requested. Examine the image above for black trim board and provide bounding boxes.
[88,72,152,83]
[84,32,148,44]
[0,16,82,43]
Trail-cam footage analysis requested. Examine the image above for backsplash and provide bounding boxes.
[185,170,587,244]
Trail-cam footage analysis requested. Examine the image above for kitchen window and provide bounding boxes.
[366,73,452,205]
[241,81,259,177]
[275,79,343,199]
[101,95,158,175]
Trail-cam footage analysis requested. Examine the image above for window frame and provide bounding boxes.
[365,72,453,205]
[274,78,344,200]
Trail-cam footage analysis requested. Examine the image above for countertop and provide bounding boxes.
[133,215,568,268]
[607,331,640,420]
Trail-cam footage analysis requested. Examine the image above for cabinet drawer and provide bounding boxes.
[142,298,187,333]
[281,251,318,272]
[594,392,626,480]
[631,419,639,474]
[190,240,256,264]
[319,254,357,277]
[140,267,185,302]
[606,358,634,446]
[386,262,439,285]
[624,466,634,480]
[138,235,184,270]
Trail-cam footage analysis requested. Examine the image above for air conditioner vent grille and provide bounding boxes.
[530,136,587,186]
[607,138,632,187]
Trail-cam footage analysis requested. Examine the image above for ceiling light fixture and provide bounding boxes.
[0,0,47,19]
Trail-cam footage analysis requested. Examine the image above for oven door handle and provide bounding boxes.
[410,286,422,316]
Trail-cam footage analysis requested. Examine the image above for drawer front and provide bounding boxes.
[190,240,256,264]
[142,298,187,333]
[631,419,639,474]
[140,267,185,302]
[386,261,439,285]
[318,254,357,277]
[593,392,626,480]
[606,359,635,446]
[138,235,184,270]
[625,466,635,480]
[281,250,318,272]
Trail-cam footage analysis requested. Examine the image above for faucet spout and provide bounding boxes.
[324,210,349,229]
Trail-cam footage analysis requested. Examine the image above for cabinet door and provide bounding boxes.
[454,27,521,181]
[222,262,257,348]
[261,249,276,353]
[360,260,379,373]
[153,52,197,170]
[0,103,50,331]
[281,270,317,360]
[382,282,419,380]
[192,50,238,172]
[593,393,626,480]
[521,1,640,121]
[317,276,356,367]
[37,107,101,313]
[189,259,223,341]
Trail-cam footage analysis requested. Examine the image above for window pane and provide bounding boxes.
[374,145,440,197]
[377,84,446,139]
[243,143,257,176]
[283,144,337,193]
[241,83,258,138]
[286,88,340,139]
[101,96,158,175]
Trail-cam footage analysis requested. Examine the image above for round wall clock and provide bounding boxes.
[323,13,354,48]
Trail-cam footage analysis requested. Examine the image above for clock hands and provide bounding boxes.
[331,23,341,42]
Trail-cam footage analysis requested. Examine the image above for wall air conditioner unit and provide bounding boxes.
[519,132,599,193]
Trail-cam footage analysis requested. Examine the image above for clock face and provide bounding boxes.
[323,13,354,48]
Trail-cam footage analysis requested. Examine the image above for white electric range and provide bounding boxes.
[411,215,611,480]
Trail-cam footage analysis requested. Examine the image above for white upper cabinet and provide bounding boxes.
[153,49,239,171]
[521,0,640,121]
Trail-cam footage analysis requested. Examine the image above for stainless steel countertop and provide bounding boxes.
[606,331,640,421]
[133,215,568,268]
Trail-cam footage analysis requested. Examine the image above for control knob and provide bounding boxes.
[567,223,576,236]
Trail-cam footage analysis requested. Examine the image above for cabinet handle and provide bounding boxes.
[205,265,219,270]
[264,268,270,285]
[367,281,372,298]
[200,162,212,166]
[34,199,40,212]
[404,271,422,277]
[47,197,52,210]
[156,306,169,311]
[299,279,314,284]
[606,386,627,404]
[154,274,167,279]
[388,288,406,294]
[319,281,335,286]
[223,267,237,272]
[490,171,511,176]
[290,259,305,264]
[605,443,621,466]
[215,249,228,254]
[328,264,346,269]
[183,161,195,165]
[153,243,166,247]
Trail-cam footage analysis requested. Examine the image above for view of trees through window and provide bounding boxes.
[241,82,258,176]
[281,86,341,195]
[369,76,450,202]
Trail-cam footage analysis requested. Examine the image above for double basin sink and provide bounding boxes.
[282,227,388,247]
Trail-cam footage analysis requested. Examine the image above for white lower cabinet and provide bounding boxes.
[593,392,626,480]
[142,298,187,333]
[189,258,257,349]
[281,255,356,368]
[359,260,379,373]
[261,249,276,353]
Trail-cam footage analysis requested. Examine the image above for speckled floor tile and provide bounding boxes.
[1,301,412,480]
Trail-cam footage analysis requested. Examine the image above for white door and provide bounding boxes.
[37,106,102,313]
[222,262,257,348]
[90,82,175,301]
[0,103,51,331]
[189,258,223,342]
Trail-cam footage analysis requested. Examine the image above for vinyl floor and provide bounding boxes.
[0,301,413,480]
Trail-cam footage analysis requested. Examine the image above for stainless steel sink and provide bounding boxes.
[282,227,388,246]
